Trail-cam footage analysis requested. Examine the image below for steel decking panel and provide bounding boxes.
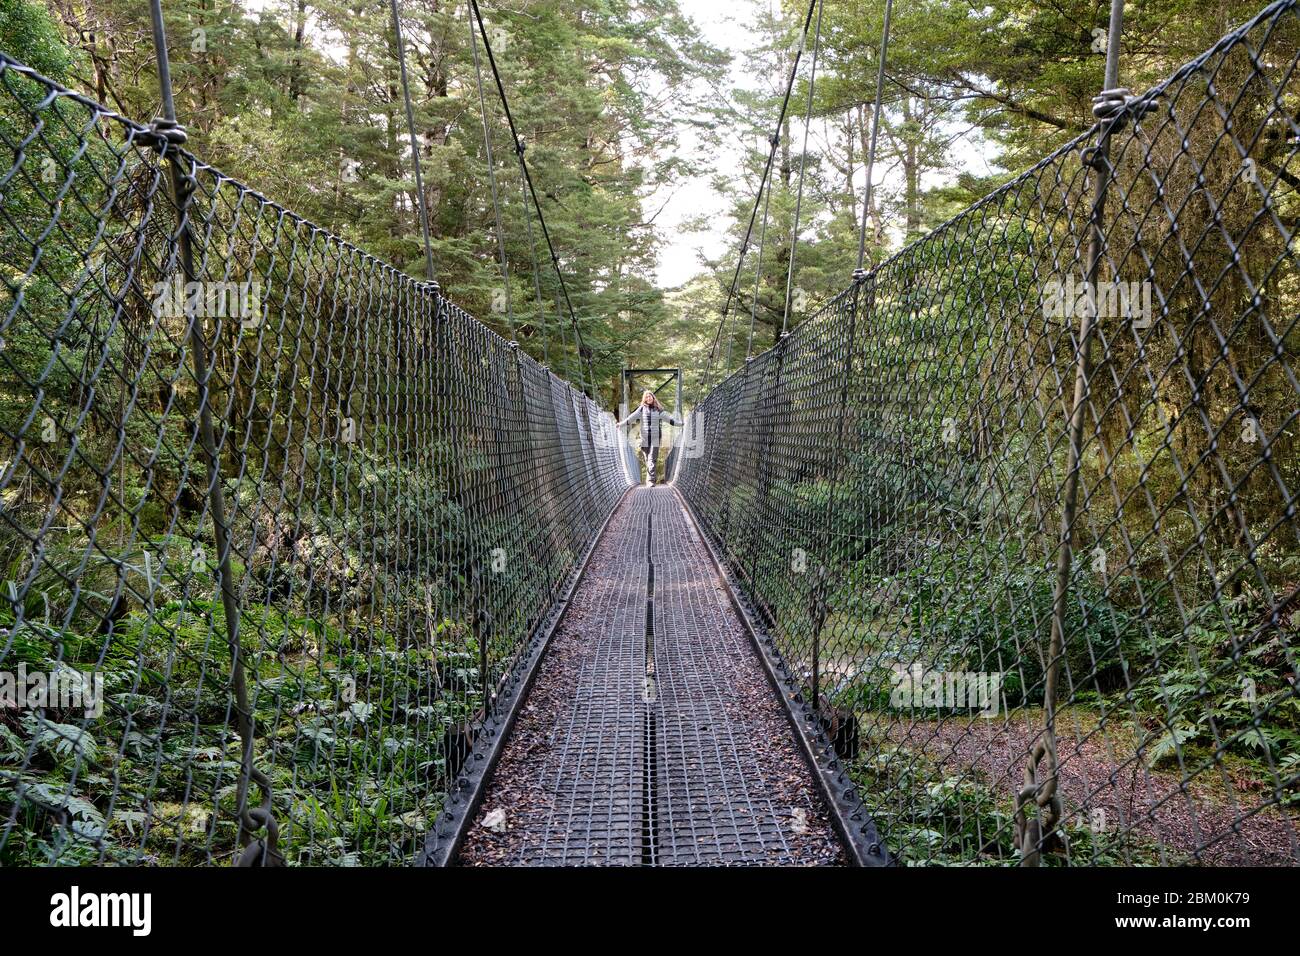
[456,486,841,866]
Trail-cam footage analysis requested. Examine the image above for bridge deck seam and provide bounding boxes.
[457,485,843,866]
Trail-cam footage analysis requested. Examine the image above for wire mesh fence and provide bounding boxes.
[679,0,1300,865]
[0,52,632,865]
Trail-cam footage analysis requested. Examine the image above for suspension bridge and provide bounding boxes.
[0,0,1298,869]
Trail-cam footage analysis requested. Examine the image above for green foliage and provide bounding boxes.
[1126,611,1300,774]
[893,550,1142,706]
[852,743,1164,865]
[0,0,74,80]
[0,590,479,865]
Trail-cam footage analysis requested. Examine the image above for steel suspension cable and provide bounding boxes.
[722,293,738,371]
[781,0,824,335]
[467,1,516,339]
[389,0,437,283]
[698,0,819,402]
[468,0,594,394]
[854,0,893,277]
[745,134,777,360]
[520,169,551,367]
[747,0,824,358]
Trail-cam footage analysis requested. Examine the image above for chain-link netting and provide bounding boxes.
[0,52,632,865]
[679,0,1300,865]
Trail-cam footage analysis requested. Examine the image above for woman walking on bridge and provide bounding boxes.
[618,391,681,486]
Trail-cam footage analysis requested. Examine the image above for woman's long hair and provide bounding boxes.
[640,390,663,411]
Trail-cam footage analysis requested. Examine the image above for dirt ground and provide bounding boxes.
[885,710,1299,865]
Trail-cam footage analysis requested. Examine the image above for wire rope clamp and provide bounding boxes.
[1080,144,1107,171]
[139,116,188,153]
[1089,87,1153,137]
[1091,87,1133,120]
[235,800,285,866]
[236,836,285,867]
[1013,737,1064,866]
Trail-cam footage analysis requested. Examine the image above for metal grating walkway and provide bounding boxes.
[457,486,843,866]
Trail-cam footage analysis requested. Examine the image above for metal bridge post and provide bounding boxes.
[146,0,281,866]
[744,345,783,593]
[814,282,864,712]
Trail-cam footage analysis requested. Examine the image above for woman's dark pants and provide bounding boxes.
[641,444,661,485]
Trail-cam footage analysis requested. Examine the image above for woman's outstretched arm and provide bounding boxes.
[616,407,642,428]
